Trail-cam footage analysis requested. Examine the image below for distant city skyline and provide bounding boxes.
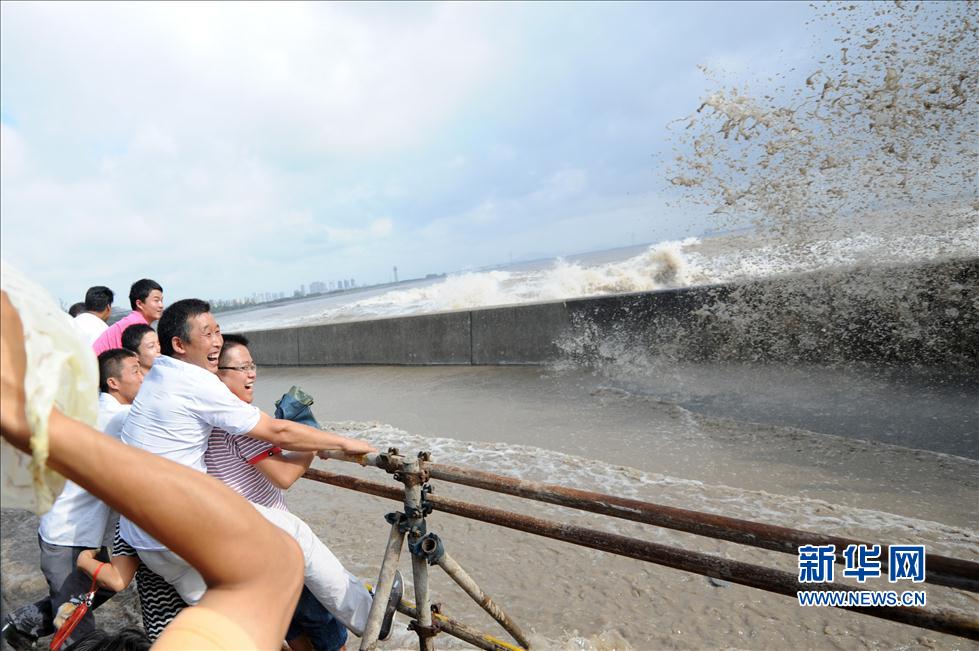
[209,277,360,310]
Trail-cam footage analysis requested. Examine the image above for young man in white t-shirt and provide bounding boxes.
[118,299,398,641]
[2,348,142,649]
[72,285,114,346]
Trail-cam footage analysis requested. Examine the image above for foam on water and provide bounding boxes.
[220,238,708,331]
[689,204,978,284]
[327,419,978,559]
[220,205,975,334]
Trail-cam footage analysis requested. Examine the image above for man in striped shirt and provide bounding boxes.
[205,334,401,650]
[205,334,308,513]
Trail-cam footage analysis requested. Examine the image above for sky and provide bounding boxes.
[0,1,824,305]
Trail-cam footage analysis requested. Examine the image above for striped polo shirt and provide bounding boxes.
[205,428,289,511]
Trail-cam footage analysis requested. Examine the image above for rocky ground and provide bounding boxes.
[1,509,141,650]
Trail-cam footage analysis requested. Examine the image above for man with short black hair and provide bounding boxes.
[68,302,87,318]
[120,299,398,641]
[122,323,160,375]
[92,279,163,355]
[73,286,115,345]
[97,348,144,422]
[2,349,142,649]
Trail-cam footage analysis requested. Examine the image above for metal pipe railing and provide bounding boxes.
[359,517,406,650]
[428,545,531,649]
[373,586,524,651]
[403,457,435,651]
[349,452,529,649]
[304,467,979,641]
[320,452,979,593]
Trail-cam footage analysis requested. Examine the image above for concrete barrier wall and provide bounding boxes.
[245,327,299,366]
[241,257,978,368]
[471,301,571,364]
[297,312,471,365]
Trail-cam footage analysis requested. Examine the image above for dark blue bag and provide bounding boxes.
[274,385,320,428]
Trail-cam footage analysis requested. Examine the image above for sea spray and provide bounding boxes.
[219,239,708,331]
[556,0,979,380]
[665,1,978,244]
[555,257,978,374]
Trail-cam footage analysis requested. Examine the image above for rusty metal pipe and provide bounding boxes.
[304,468,979,641]
[411,554,434,651]
[422,462,979,593]
[318,454,978,592]
[435,550,532,649]
[393,596,527,651]
[401,457,435,651]
[359,518,406,651]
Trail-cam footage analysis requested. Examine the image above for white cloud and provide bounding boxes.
[326,217,393,244]
[1,2,502,155]
[531,168,588,203]
[130,126,179,158]
[0,123,29,177]
[0,2,514,300]
[0,1,835,303]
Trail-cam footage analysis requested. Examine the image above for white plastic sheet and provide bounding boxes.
[0,260,98,513]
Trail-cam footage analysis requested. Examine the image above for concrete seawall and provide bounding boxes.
[241,257,978,369]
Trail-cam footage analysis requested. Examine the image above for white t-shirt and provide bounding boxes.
[119,355,261,551]
[73,312,109,346]
[38,393,128,547]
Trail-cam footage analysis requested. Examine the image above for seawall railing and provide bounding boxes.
[304,449,979,650]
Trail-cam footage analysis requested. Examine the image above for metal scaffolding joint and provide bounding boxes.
[408,619,443,639]
[376,448,403,474]
[409,532,446,566]
[386,511,426,538]
[420,484,435,516]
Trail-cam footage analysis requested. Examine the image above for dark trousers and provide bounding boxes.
[286,586,348,651]
[4,538,114,644]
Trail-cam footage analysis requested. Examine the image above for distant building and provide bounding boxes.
[310,281,326,294]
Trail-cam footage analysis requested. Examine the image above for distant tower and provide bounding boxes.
[393,266,398,283]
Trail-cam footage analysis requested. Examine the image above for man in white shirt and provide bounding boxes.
[119,299,396,640]
[72,286,114,345]
[2,348,142,649]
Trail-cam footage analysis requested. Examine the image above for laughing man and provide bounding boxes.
[117,299,400,641]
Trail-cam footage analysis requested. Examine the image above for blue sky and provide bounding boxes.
[1,1,823,304]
